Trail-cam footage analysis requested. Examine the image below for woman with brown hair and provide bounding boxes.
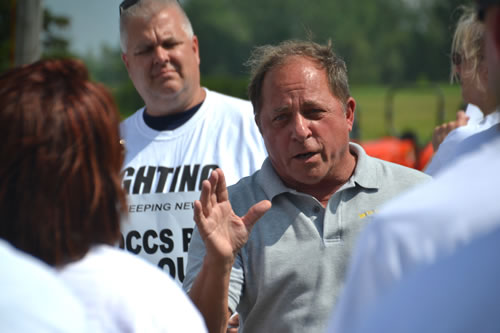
[0,58,206,332]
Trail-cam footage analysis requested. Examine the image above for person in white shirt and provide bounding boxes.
[426,5,499,176]
[0,58,207,333]
[353,226,500,333]
[328,2,500,332]
[118,1,267,296]
[0,239,88,333]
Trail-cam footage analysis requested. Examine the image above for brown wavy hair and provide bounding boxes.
[0,58,127,267]
[246,39,351,124]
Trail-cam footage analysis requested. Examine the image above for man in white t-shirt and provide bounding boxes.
[118,0,266,287]
[328,2,500,332]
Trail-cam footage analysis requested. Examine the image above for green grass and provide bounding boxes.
[351,83,463,145]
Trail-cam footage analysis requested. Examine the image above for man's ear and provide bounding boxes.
[121,53,130,70]
[345,97,356,132]
[192,35,201,66]
[254,113,262,134]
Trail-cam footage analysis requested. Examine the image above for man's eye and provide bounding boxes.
[273,114,288,122]
[305,109,324,118]
[135,47,152,55]
[163,41,181,49]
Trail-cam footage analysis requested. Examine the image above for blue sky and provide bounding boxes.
[44,0,122,55]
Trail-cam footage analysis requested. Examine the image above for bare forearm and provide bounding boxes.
[189,256,233,333]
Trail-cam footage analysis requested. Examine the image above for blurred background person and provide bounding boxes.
[0,58,207,333]
[426,4,500,176]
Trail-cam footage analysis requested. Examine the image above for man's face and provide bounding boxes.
[257,56,355,191]
[122,7,200,112]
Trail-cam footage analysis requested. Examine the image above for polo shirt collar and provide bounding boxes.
[256,159,292,200]
[348,142,381,190]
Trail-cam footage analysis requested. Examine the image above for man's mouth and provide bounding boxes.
[153,67,176,78]
[294,152,317,160]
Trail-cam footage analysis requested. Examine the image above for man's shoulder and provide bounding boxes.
[227,171,266,210]
[205,89,253,114]
[120,107,144,133]
[372,156,431,183]
[356,146,431,193]
[228,171,261,195]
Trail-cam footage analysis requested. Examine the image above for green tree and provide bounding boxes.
[42,8,74,58]
[84,45,143,118]
[183,0,473,84]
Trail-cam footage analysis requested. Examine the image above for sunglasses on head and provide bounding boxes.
[119,0,139,15]
[452,52,462,66]
[119,0,181,15]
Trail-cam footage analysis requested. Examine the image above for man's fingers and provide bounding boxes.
[242,200,272,230]
[200,179,212,217]
[208,169,220,206]
[215,169,229,202]
[193,200,204,226]
[456,110,469,126]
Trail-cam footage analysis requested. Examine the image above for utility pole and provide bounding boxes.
[13,0,43,66]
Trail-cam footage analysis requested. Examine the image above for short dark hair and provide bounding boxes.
[0,58,127,266]
[246,40,351,122]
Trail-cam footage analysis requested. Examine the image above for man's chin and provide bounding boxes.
[152,84,182,99]
[283,171,327,188]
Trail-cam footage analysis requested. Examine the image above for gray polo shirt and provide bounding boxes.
[184,143,431,333]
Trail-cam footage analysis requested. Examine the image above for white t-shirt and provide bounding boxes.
[353,227,500,333]
[59,245,207,333]
[0,239,87,333]
[120,88,267,285]
[425,105,500,176]
[328,126,500,333]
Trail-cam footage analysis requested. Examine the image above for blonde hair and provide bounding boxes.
[450,5,485,88]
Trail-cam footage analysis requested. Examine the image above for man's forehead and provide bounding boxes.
[128,14,186,44]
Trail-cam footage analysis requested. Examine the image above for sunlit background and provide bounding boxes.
[3,0,470,144]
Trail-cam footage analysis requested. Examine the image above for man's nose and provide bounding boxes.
[291,114,312,142]
[153,46,169,65]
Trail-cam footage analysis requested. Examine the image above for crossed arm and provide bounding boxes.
[188,169,271,333]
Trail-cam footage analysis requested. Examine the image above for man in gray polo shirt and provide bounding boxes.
[183,40,431,333]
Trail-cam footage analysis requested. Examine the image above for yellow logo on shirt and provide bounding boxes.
[359,210,375,219]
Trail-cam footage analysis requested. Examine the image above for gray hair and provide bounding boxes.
[450,5,485,87]
[246,40,350,121]
[119,0,194,53]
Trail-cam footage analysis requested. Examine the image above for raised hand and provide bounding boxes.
[431,110,469,151]
[193,168,271,264]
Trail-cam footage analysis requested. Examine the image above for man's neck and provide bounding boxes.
[284,151,357,207]
[143,101,204,131]
[145,87,206,117]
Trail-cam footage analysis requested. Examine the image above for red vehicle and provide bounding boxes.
[353,84,445,171]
